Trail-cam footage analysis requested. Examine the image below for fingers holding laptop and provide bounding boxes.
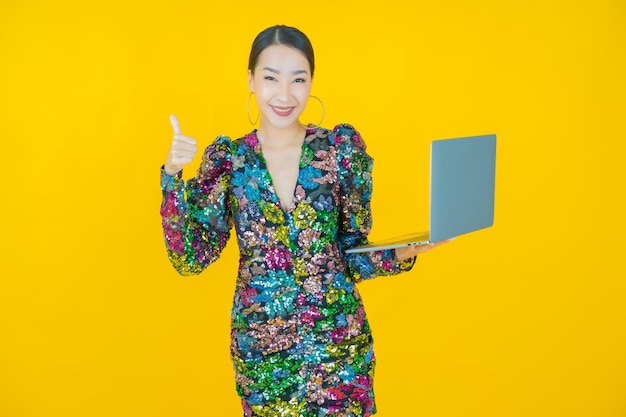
[395,238,454,262]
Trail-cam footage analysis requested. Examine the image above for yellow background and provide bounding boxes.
[1,1,625,416]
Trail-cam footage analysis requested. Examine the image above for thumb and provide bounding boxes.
[169,114,181,135]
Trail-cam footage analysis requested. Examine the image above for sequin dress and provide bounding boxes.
[160,124,415,417]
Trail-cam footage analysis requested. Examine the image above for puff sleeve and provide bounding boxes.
[160,136,233,275]
[334,124,416,282]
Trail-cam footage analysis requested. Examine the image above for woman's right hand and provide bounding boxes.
[394,238,454,262]
[164,114,198,176]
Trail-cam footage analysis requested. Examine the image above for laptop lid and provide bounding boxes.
[429,134,496,242]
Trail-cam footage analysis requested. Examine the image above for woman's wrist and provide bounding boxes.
[163,164,182,176]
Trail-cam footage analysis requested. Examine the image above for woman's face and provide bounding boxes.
[248,44,312,131]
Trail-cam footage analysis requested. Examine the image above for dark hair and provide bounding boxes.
[248,25,315,77]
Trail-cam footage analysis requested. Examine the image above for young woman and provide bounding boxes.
[160,25,449,417]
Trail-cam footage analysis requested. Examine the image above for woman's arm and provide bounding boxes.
[160,129,234,276]
[334,124,416,283]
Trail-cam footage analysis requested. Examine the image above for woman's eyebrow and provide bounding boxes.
[261,67,309,75]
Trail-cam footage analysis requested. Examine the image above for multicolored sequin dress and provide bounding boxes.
[160,124,415,417]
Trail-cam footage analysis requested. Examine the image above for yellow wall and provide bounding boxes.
[1,1,625,416]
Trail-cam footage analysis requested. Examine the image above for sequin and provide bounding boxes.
[160,125,416,416]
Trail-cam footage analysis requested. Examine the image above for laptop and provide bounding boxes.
[345,134,497,253]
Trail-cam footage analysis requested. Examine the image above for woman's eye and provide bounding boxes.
[294,78,306,83]
[264,76,276,81]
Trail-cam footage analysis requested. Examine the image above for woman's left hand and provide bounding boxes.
[394,238,454,262]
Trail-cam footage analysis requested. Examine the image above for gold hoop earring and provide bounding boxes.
[247,92,259,125]
[308,95,325,127]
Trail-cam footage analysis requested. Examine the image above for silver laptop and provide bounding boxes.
[345,134,497,253]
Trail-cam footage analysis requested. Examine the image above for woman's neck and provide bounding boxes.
[257,121,306,148]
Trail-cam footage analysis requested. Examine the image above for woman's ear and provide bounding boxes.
[248,70,254,93]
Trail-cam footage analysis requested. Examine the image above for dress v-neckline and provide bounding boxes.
[252,129,312,214]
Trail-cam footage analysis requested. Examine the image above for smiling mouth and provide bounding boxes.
[271,105,295,116]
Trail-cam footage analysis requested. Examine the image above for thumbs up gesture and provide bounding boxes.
[164,115,198,175]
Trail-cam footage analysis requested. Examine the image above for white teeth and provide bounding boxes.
[273,106,292,114]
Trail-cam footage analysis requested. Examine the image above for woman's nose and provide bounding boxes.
[277,81,291,100]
